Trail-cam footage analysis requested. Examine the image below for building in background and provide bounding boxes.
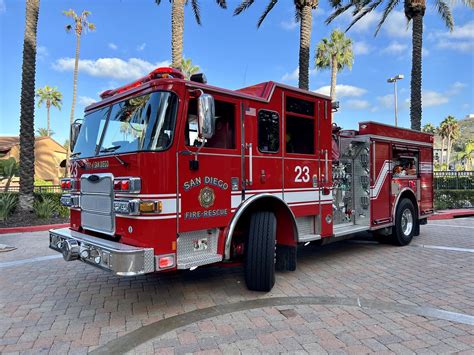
[0,136,66,187]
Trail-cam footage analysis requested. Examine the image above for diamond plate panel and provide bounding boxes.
[296,216,314,236]
[177,229,220,268]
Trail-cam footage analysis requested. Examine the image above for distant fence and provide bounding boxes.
[2,185,62,194]
[434,171,473,190]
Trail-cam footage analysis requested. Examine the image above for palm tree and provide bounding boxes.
[234,0,318,90]
[36,127,54,136]
[457,140,474,171]
[36,85,62,135]
[155,1,227,69]
[315,29,353,100]
[63,10,95,126]
[326,0,473,131]
[421,123,436,134]
[442,116,460,170]
[181,58,200,79]
[18,0,40,212]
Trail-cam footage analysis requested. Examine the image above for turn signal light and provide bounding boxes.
[139,201,162,213]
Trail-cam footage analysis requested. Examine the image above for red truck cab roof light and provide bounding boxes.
[100,67,184,99]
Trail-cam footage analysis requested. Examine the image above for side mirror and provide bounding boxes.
[70,119,83,151]
[197,93,215,139]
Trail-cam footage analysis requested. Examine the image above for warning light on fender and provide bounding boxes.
[158,255,175,270]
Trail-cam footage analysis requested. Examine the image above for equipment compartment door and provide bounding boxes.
[370,140,391,225]
[177,94,242,233]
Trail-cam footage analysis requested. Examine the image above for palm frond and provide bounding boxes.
[329,0,345,8]
[234,0,255,15]
[215,0,227,9]
[374,0,400,36]
[435,0,454,31]
[257,0,278,27]
[155,0,161,4]
[326,3,354,25]
[345,0,383,33]
[458,0,474,8]
[191,0,202,25]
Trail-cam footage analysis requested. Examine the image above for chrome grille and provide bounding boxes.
[80,173,115,235]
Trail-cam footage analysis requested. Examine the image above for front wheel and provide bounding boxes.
[245,211,276,292]
[392,198,417,246]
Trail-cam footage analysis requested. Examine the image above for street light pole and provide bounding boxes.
[387,74,404,127]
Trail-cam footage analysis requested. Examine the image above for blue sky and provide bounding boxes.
[0,0,473,145]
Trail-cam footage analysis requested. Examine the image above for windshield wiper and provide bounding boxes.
[70,152,81,158]
[100,145,121,153]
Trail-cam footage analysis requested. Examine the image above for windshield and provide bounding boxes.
[72,91,178,158]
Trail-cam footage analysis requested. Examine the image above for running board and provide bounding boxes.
[177,254,223,270]
[333,225,370,238]
[298,234,322,243]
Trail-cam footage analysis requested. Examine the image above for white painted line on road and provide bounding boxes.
[425,224,474,229]
[412,244,474,253]
[0,254,62,269]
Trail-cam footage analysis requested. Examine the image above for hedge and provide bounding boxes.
[434,190,474,210]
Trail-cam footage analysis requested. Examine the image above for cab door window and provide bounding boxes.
[185,98,235,149]
[392,146,419,177]
[258,110,279,153]
[285,96,315,154]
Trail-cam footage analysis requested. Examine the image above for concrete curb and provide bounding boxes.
[0,223,69,235]
[429,209,474,221]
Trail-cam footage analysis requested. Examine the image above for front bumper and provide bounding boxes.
[49,228,155,276]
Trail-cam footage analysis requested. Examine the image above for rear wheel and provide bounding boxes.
[392,198,416,246]
[245,211,276,292]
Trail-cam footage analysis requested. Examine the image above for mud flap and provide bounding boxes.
[275,245,297,272]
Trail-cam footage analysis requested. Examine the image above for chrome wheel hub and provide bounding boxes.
[401,209,413,236]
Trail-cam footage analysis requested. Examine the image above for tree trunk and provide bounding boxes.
[70,34,81,126]
[447,135,451,170]
[330,56,337,100]
[441,137,445,165]
[4,176,12,193]
[409,13,423,131]
[298,4,312,91]
[18,0,40,212]
[46,100,51,135]
[171,0,185,70]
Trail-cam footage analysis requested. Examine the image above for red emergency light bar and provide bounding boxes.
[100,67,184,99]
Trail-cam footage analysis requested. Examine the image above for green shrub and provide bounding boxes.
[34,197,57,219]
[34,192,69,218]
[0,193,18,221]
[434,190,474,210]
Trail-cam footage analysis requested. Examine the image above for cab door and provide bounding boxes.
[177,93,242,234]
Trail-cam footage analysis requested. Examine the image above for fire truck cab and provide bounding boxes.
[50,67,434,291]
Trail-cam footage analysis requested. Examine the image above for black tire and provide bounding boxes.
[245,211,276,292]
[391,198,416,246]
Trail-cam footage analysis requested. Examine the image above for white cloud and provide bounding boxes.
[53,57,170,80]
[108,43,118,50]
[0,0,5,14]
[377,94,394,109]
[422,91,449,107]
[422,47,429,57]
[337,10,380,33]
[448,81,466,94]
[382,41,408,54]
[352,41,371,55]
[281,67,317,82]
[37,46,49,60]
[383,11,411,38]
[346,99,370,110]
[136,43,147,51]
[78,96,97,106]
[280,19,298,31]
[432,21,474,53]
[314,84,367,98]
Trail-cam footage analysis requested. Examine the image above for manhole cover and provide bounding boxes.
[0,244,16,252]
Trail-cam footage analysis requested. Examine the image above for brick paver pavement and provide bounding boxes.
[0,218,473,354]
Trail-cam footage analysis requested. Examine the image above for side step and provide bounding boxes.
[333,224,370,238]
[177,254,223,270]
[298,234,322,243]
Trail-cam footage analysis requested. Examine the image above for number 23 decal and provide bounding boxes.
[294,166,310,183]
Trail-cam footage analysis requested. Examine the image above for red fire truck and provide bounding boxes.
[50,67,434,291]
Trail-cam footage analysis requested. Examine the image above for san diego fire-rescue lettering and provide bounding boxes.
[183,176,229,220]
